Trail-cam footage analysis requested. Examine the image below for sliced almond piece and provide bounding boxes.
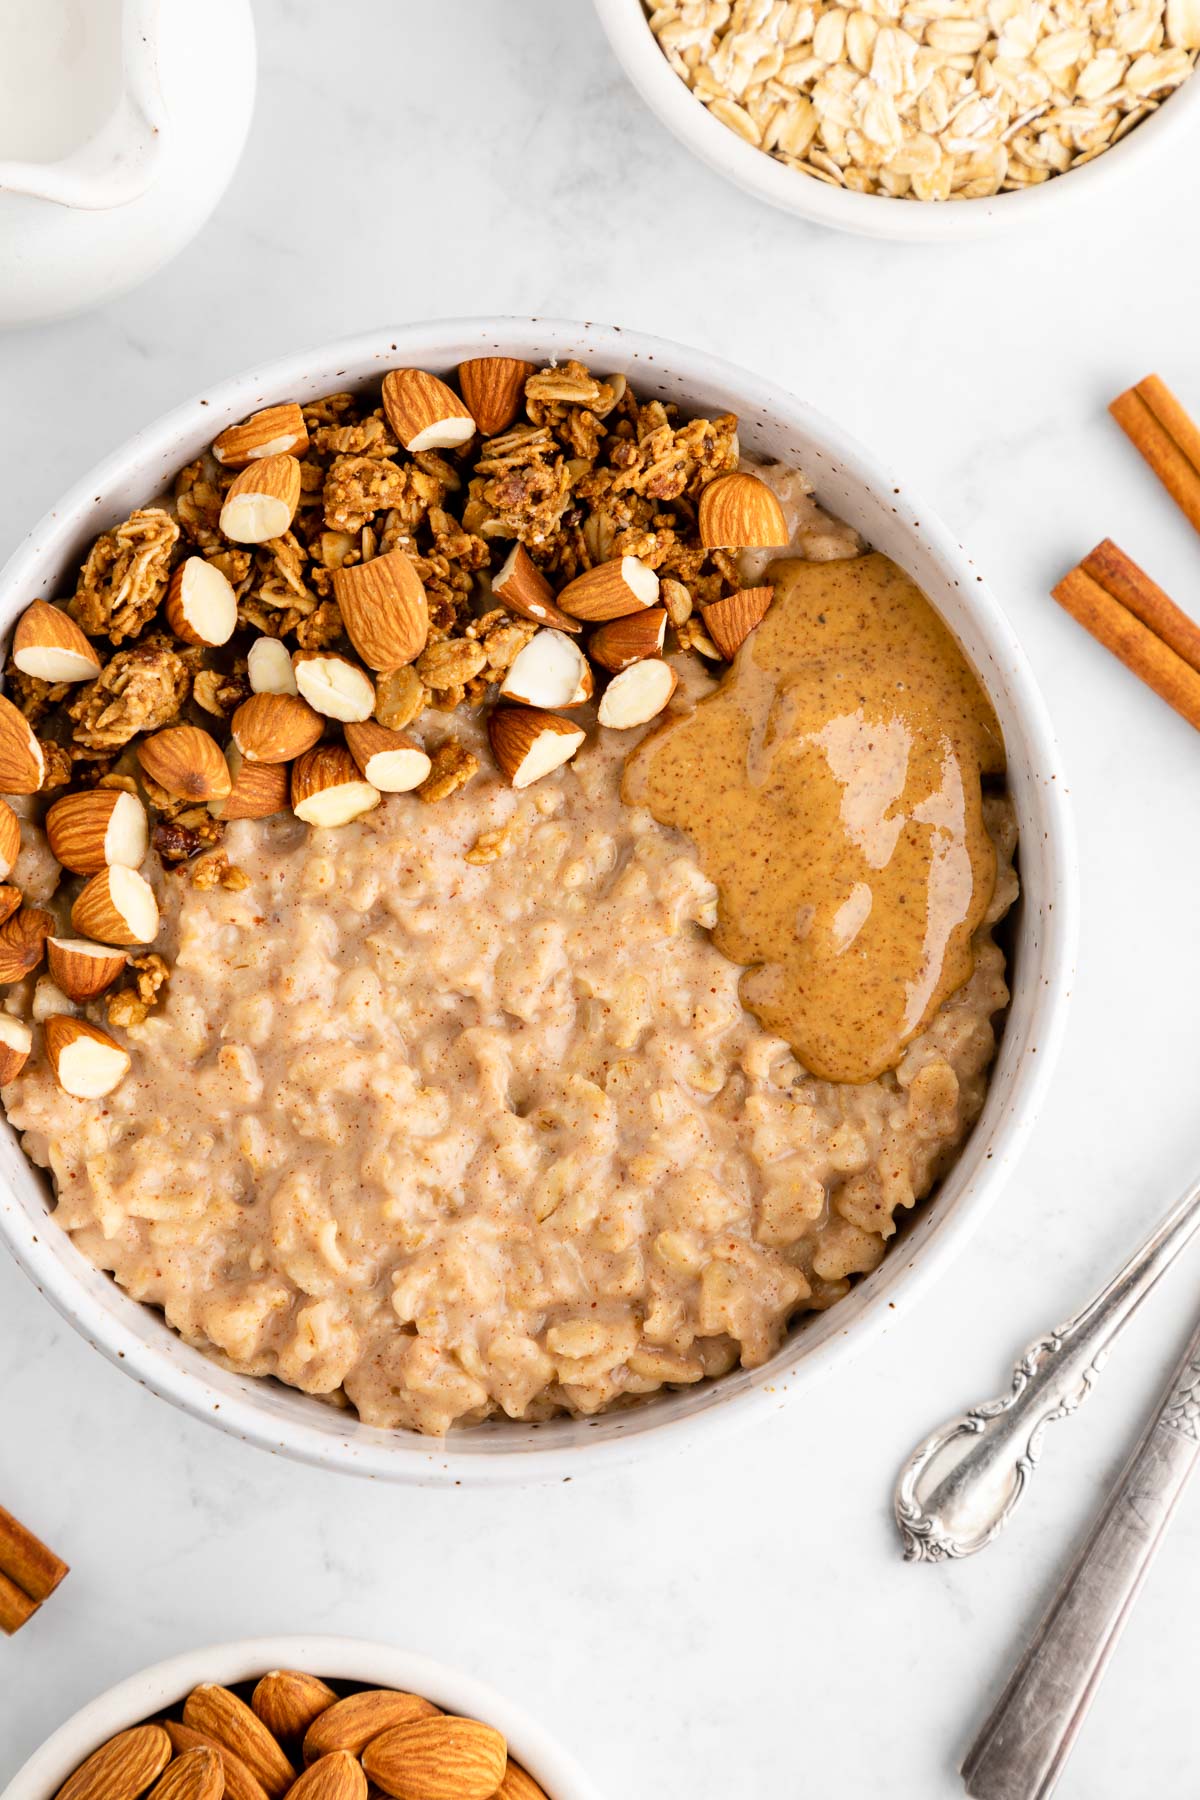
[0,692,45,793]
[252,1671,338,1746]
[291,745,381,827]
[382,368,476,452]
[0,797,20,880]
[597,658,678,729]
[231,693,324,763]
[698,471,788,548]
[54,1724,171,1800]
[0,885,19,925]
[344,720,432,792]
[210,745,290,821]
[491,543,580,632]
[45,1016,131,1099]
[248,635,300,696]
[488,706,586,789]
[147,1748,224,1800]
[0,1014,32,1084]
[701,585,774,659]
[0,906,53,983]
[557,555,660,622]
[361,1715,507,1800]
[213,401,309,468]
[71,866,159,946]
[47,938,127,1003]
[497,1765,550,1800]
[164,1724,270,1800]
[137,726,232,802]
[282,1755,366,1800]
[499,630,593,708]
[12,600,102,683]
[165,557,239,647]
[292,651,376,723]
[457,356,535,436]
[331,548,429,671]
[219,454,302,544]
[303,1691,440,1763]
[45,788,149,874]
[589,606,667,673]
[183,1685,296,1800]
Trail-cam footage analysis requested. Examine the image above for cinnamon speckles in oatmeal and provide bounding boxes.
[5,717,1015,1436]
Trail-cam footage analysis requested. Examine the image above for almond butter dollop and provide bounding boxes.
[623,552,1006,1084]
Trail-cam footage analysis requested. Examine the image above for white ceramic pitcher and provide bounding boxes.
[0,0,256,327]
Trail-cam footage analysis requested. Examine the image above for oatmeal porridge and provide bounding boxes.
[0,357,1016,1435]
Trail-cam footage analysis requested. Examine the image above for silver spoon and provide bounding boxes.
[895,1171,1200,1562]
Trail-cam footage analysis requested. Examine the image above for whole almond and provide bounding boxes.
[0,690,45,792]
[362,1716,507,1800]
[45,788,148,874]
[47,938,128,1004]
[183,1685,296,1798]
[55,1726,171,1800]
[588,607,667,673]
[0,796,21,879]
[303,1691,439,1763]
[252,1670,338,1745]
[231,693,324,764]
[219,454,302,544]
[381,369,475,453]
[165,1723,270,1800]
[210,749,290,823]
[557,555,659,622]
[146,1748,224,1800]
[0,905,53,983]
[457,357,534,437]
[0,883,21,926]
[213,402,309,469]
[331,549,429,672]
[497,1764,549,1800]
[697,471,788,548]
[137,726,232,802]
[71,865,159,946]
[45,1016,131,1100]
[701,585,774,660]
[283,1754,366,1800]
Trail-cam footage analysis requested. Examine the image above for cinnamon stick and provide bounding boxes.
[1080,539,1200,673]
[0,1504,68,1634]
[0,1568,39,1635]
[1052,546,1200,735]
[1109,374,1200,538]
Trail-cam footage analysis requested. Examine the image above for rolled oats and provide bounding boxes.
[645,0,1197,196]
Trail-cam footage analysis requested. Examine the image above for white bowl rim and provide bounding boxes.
[0,315,1078,1485]
[1,1633,605,1800]
[592,0,1200,241]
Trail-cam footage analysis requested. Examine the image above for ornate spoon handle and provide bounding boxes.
[960,1310,1200,1799]
[895,1173,1200,1562]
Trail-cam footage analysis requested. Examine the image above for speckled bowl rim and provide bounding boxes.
[1,1635,604,1800]
[593,0,1200,241]
[0,317,1077,1484]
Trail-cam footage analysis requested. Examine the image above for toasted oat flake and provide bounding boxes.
[643,0,1196,196]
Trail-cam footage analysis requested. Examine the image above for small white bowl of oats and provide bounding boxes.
[594,0,1200,237]
[0,319,1075,1482]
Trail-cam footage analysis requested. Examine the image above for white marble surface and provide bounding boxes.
[2,2,1200,1793]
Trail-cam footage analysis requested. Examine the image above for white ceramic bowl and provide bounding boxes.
[0,317,1076,1484]
[593,0,1200,241]
[1,1635,603,1800]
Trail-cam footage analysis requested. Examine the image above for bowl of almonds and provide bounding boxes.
[594,0,1200,236]
[3,1636,601,1800]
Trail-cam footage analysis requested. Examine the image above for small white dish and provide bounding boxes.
[0,0,256,327]
[0,317,1077,1484]
[1,1635,603,1800]
[592,0,1200,241]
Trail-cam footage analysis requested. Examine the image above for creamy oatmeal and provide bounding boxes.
[0,357,1016,1435]
[7,701,1014,1435]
